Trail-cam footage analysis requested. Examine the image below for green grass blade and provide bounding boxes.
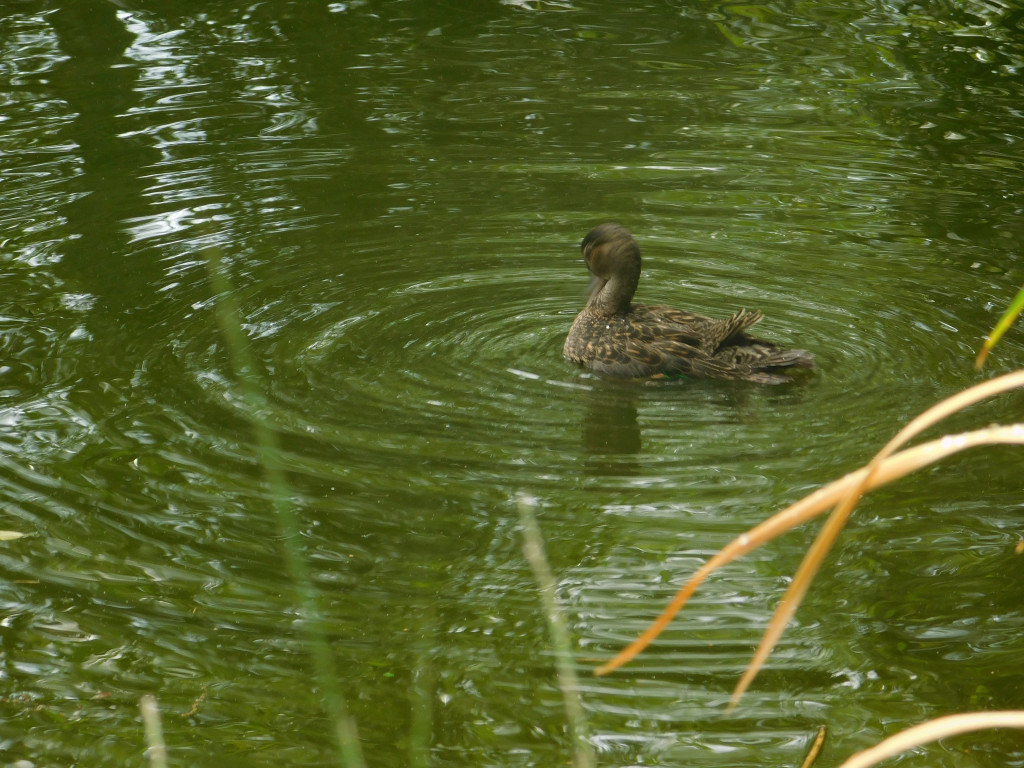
[204,248,365,768]
[518,494,595,768]
[976,284,1024,369]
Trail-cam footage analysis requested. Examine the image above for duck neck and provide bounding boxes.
[589,266,638,316]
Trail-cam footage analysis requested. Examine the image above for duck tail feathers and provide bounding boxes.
[763,348,815,370]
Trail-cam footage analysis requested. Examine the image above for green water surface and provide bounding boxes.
[2,1,1024,766]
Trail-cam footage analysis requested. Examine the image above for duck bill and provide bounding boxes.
[584,274,606,306]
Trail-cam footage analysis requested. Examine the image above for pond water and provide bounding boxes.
[2,1,1024,766]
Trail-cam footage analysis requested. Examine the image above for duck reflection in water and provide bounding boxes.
[564,224,814,383]
[578,378,643,477]
[582,381,642,452]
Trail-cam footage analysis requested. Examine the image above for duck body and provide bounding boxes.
[563,224,814,384]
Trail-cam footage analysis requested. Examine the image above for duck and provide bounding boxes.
[563,223,814,383]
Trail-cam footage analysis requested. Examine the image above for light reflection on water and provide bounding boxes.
[2,1,1024,766]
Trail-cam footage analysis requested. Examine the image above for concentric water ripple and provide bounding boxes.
[3,3,1024,766]
[141,202,1018,510]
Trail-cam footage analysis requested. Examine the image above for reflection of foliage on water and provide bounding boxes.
[3,1,1024,766]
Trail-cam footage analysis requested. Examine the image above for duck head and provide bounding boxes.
[580,223,641,316]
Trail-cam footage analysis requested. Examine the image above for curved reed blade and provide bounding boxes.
[836,711,1024,768]
[868,370,1024,463]
[596,424,1024,677]
[975,285,1024,369]
[729,370,1024,706]
[594,466,875,676]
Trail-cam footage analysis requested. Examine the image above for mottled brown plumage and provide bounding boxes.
[563,224,814,383]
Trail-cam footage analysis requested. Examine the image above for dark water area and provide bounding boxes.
[2,0,1024,765]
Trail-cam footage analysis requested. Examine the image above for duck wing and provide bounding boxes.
[632,306,764,352]
[637,307,812,382]
[583,334,691,378]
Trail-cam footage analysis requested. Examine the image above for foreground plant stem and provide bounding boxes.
[518,493,595,768]
[205,249,365,768]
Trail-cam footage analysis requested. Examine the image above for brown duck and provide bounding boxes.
[563,224,814,383]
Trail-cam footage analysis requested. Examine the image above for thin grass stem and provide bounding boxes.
[517,493,596,768]
[204,248,365,768]
[975,285,1024,368]
[798,726,827,768]
[139,695,168,768]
